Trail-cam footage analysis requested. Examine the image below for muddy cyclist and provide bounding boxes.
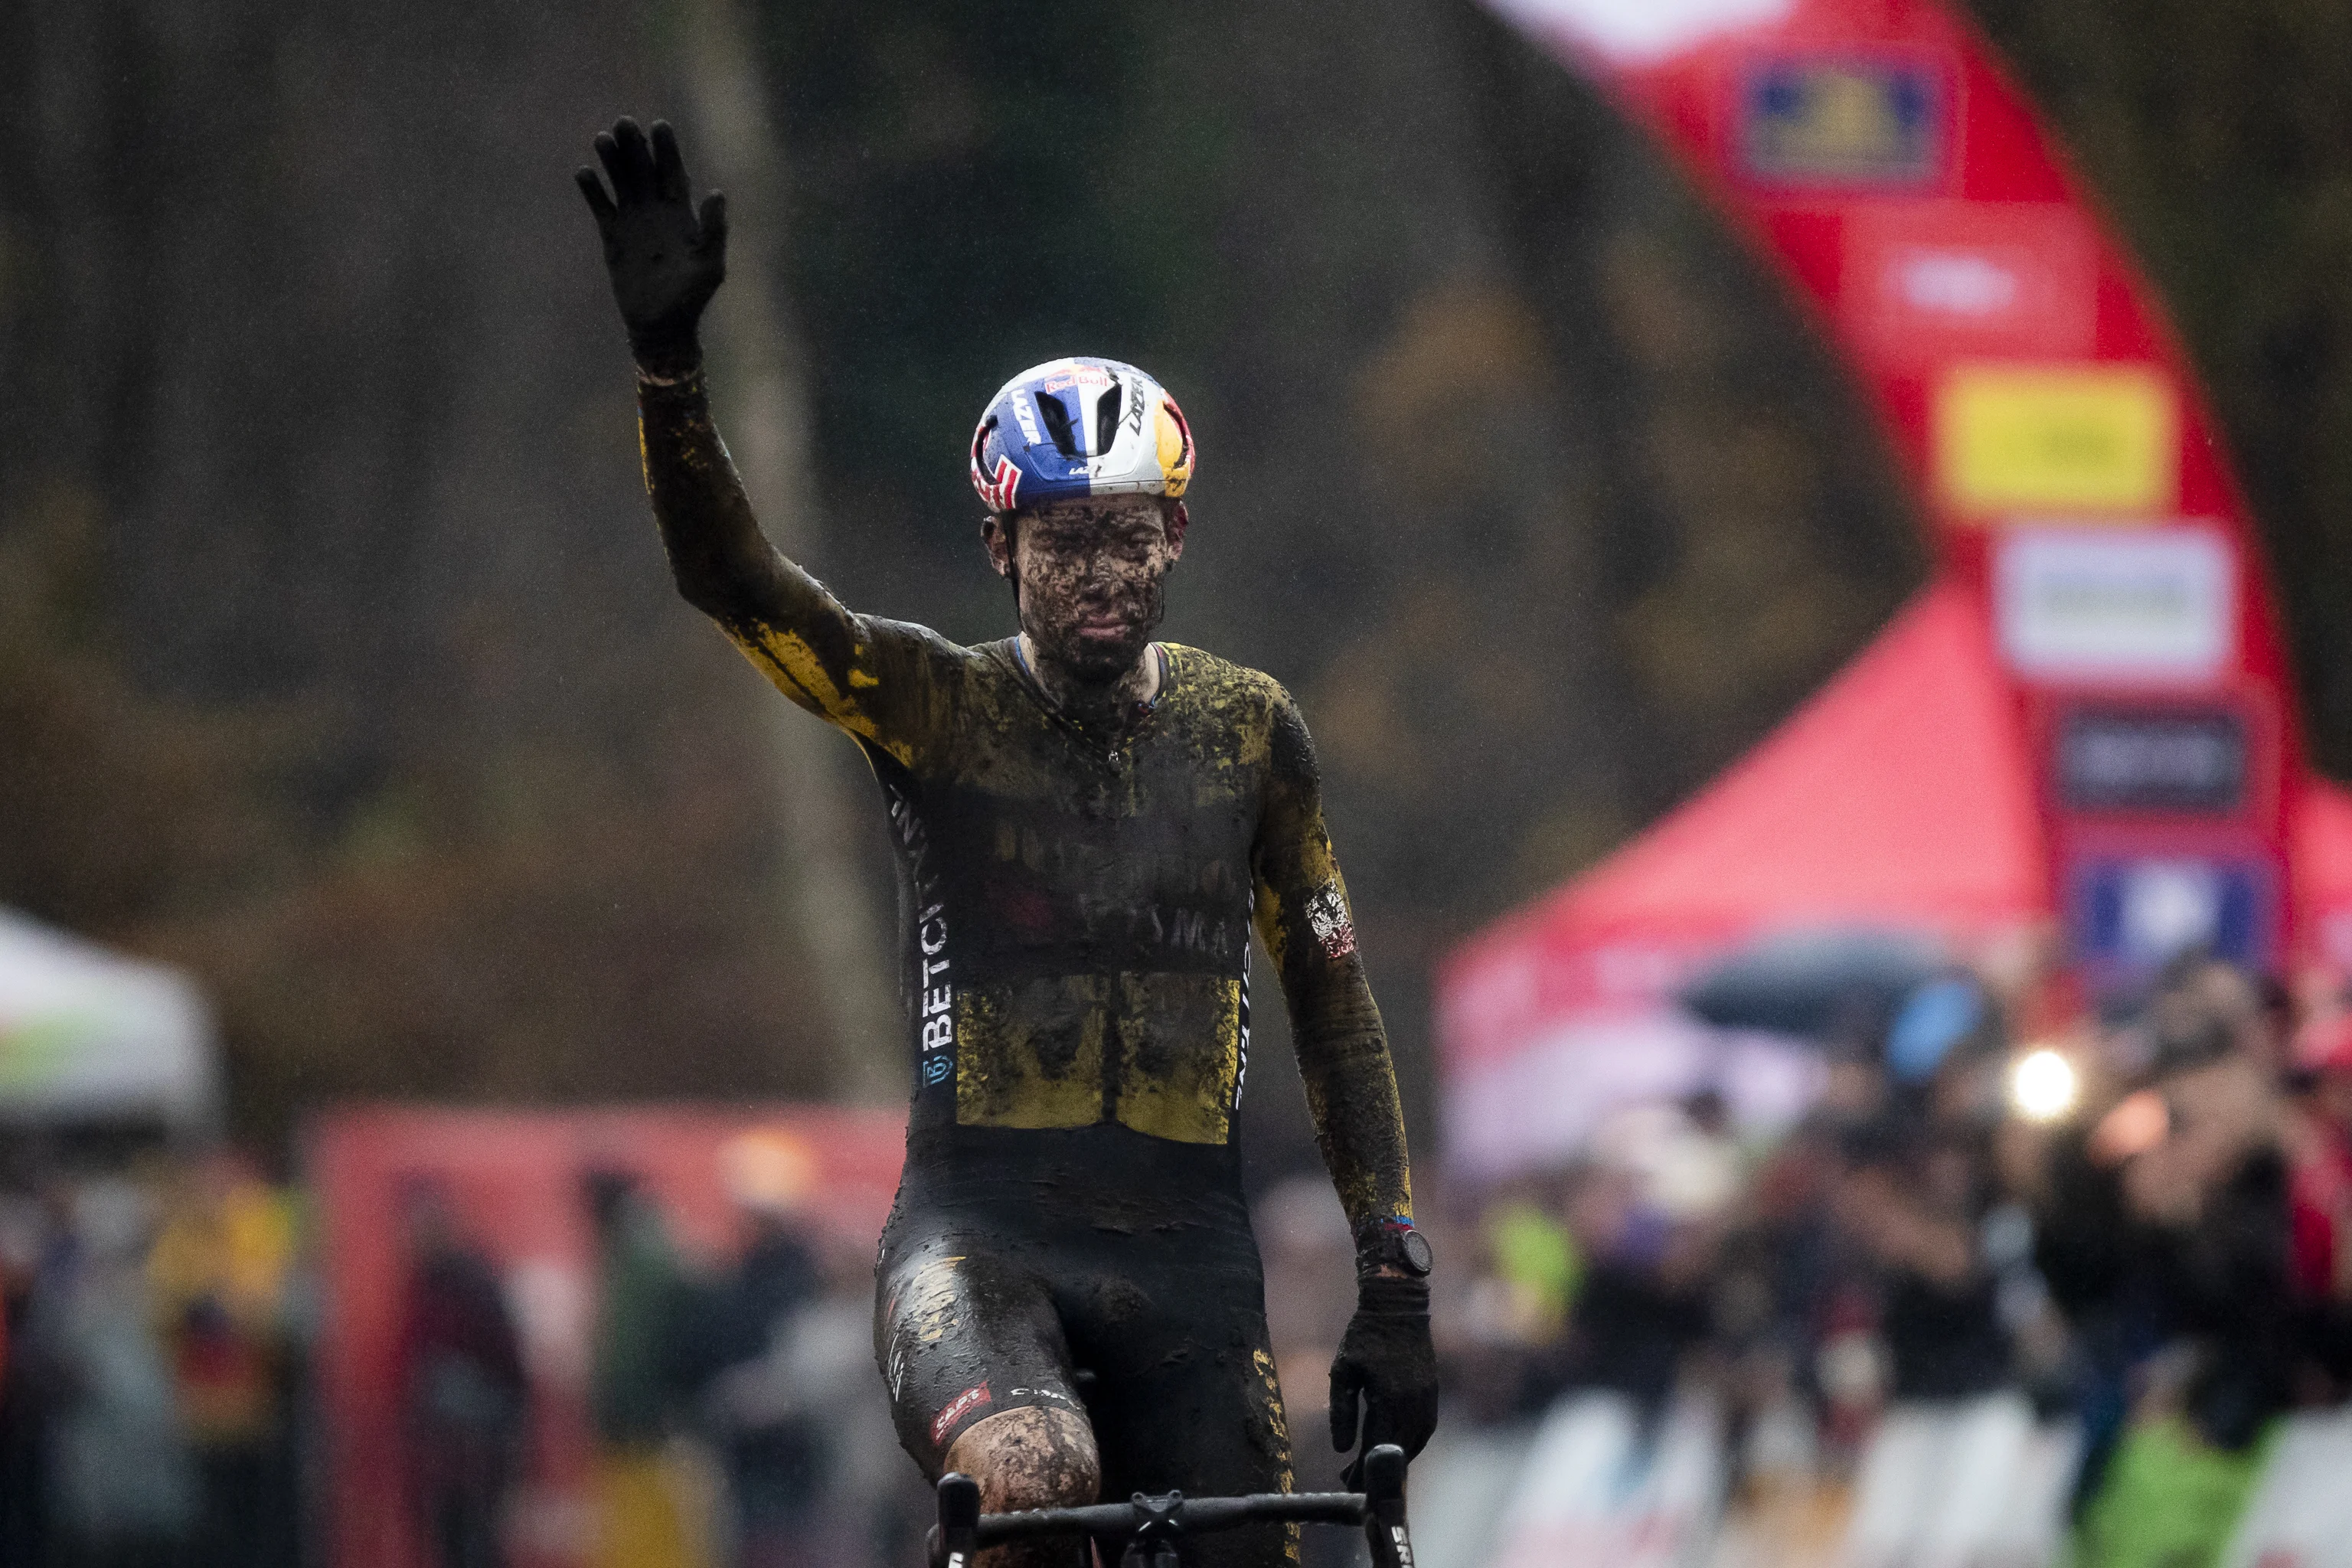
[577,117,1437,1568]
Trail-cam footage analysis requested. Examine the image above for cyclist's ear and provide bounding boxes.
[982,514,1016,578]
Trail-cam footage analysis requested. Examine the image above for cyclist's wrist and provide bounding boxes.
[630,326,704,382]
[1354,1272,1429,1309]
[1352,1215,1432,1281]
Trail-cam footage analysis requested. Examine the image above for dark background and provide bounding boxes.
[3,0,2345,1159]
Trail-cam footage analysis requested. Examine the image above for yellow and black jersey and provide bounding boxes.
[636,372,1410,1236]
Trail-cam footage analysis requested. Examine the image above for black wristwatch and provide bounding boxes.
[1355,1219,1434,1279]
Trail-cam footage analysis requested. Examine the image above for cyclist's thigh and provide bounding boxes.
[873,1230,1086,1475]
[1070,1264,1296,1568]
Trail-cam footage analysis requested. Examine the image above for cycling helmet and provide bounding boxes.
[969,356,1194,515]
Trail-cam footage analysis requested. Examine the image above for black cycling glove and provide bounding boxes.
[576,117,728,378]
[1328,1273,1438,1487]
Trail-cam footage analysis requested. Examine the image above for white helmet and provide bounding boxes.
[969,356,1195,514]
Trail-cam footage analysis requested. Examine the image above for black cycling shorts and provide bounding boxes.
[873,1138,1297,1566]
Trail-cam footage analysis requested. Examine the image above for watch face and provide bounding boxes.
[1399,1229,1433,1276]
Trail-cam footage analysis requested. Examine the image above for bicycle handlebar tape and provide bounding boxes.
[934,1472,981,1568]
[1361,1445,1414,1568]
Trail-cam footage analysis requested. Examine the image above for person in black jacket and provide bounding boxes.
[395,1178,528,1568]
[2036,998,2293,1512]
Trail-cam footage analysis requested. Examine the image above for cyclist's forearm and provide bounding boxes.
[1258,875,1412,1229]
[1296,995,1413,1234]
[635,369,795,622]
[635,371,887,732]
[1253,699,1415,1233]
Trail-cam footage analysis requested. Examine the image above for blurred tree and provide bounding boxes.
[0,0,836,1137]
[0,485,295,938]
[15,0,2347,1165]
[675,0,900,1104]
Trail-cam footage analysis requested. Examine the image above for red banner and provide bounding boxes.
[309,1104,905,1568]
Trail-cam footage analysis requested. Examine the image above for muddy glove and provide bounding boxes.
[1328,1272,1438,1488]
[575,116,728,378]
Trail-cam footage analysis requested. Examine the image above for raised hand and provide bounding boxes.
[576,117,728,377]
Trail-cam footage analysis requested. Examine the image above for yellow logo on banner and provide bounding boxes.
[1937,364,2177,516]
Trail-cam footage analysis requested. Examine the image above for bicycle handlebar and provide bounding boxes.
[931,1442,1413,1567]
[972,1489,1367,1546]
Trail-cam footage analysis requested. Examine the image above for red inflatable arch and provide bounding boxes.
[1441,0,2352,1174]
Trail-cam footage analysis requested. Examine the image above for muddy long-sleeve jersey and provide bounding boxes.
[635,374,1411,1236]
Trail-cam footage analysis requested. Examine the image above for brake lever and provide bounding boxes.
[1361,1445,1413,1568]
[932,1472,980,1568]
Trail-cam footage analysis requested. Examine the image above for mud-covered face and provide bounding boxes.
[985,496,1186,683]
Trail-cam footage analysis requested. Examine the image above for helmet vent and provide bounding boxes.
[972,415,998,472]
[1033,390,1081,459]
[1095,384,1123,456]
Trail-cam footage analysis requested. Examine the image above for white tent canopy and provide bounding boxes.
[0,906,219,1130]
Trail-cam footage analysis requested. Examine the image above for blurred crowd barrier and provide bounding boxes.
[6,958,2351,1568]
[1328,953,2352,1568]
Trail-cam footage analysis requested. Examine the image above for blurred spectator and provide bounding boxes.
[1472,1103,1736,1568]
[2285,1012,2352,1397]
[1442,1174,1580,1423]
[582,1168,704,1568]
[20,1177,197,1568]
[1831,981,2062,1568]
[1834,1125,2007,1408]
[690,1132,825,1568]
[2037,962,2296,1568]
[146,1151,300,1568]
[0,1184,49,1565]
[1483,1186,1580,1342]
[394,1174,528,1568]
[1710,1124,1838,1462]
[1562,1101,1730,1412]
[2118,1012,2292,1447]
[748,1235,925,1568]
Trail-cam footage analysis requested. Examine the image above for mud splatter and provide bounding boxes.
[982,495,1184,728]
[946,1406,1099,1568]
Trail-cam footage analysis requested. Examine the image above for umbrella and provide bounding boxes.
[1677,927,1945,1041]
